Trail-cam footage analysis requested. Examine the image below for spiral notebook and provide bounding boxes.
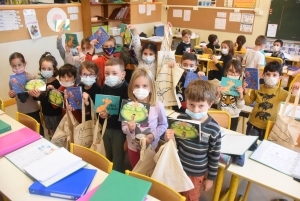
[250,140,300,179]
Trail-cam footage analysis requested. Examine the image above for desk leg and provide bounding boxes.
[243,181,252,201]
[242,117,245,134]
[213,167,225,201]
[228,175,240,201]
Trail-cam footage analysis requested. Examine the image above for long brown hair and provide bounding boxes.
[221,40,234,56]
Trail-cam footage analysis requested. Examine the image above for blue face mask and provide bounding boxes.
[41,70,53,79]
[185,109,207,120]
[103,47,116,56]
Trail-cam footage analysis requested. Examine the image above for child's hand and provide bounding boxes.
[65,44,71,53]
[236,86,244,100]
[167,61,175,68]
[8,90,15,98]
[212,55,218,64]
[146,134,154,145]
[28,89,41,98]
[198,71,205,77]
[89,39,97,53]
[126,24,136,30]
[82,92,89,106]
[100,111,108,119]
[217,85,223,92]
[164,129,175,142]
[58,28,64,39]
[292,82,300,95]
[166,22,172,29]
[67,104,75,111]
[64,89,68,100]
[242,81,248,94]
[203,179,213,191]
[47,85,54,90]
[127,118,136,132]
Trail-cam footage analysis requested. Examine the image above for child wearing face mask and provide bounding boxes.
[30,52,62,136]
[8,52,44,136]
[127,23,172,79]
[85,36,117,87]
[271,39,286,65]
[78,61,102,121]
[242,35,267,68]
[218,60,245,131]
[100,58,128,173]
[175,29,193,55]
[243,61,300,140]
[122,68,168,168]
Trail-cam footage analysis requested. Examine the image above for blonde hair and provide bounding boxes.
[128,68,157,106]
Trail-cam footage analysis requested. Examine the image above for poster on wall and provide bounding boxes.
[46,8,67,32]
[233,0,256,8]
[27,20,41,39]
[266,24,278,37]
[198,0,216,7]
[241,13,254,24]
[240,23,253,32]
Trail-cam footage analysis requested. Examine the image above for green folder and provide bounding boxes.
[0,120,11,134]
[90,170,152,201]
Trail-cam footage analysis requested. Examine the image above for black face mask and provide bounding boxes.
[103,47,116,56]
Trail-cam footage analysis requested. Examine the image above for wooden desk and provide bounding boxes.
[164,108,175,117]
[0,110,4,115]
[226,151,300,201]
[0,114,25,137]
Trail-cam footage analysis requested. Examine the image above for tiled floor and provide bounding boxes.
[3,104,293,201]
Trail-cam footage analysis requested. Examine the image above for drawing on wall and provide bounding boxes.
[47,8,67,32]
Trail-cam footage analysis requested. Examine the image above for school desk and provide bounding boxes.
[0,114,25,138]
[0,110,4,116]
[164,108,175,117]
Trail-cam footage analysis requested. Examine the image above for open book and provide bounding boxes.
[5,138,87,187]
[250,140,300,179]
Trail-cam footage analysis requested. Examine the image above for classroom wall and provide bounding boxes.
[159,0,272,47]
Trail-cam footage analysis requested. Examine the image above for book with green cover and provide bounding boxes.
[0,120,11,134]
[90,170,152,201]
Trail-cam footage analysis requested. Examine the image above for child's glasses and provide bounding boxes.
[81,74,97,78]
[226,70,239,76]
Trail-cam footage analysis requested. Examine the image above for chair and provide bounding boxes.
[265,56,283,65]
[204,47,213,54]
[70,143,113,173]
[233,51,246,59]
[38,102,44,125]
[175,55,182,64]
[289,74,300,91]
[206,60,223,76]
[0,98,4,111]
[125,170,186,201]
[16,112,40,133]
[208,110,231,129]
[264,120,275,140]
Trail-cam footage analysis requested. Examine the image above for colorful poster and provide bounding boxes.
[55,19,70,32]
[66,86,82,110]
[27,20,41,39]
[220,77,242,96]
[118,99,150,124]
[95,94,120,115]
[233,0,256,8]
[46,8,67,32]
[89,26,110,49]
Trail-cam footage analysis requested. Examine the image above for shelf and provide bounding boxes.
[91,18,130,23]
[90,3,130,6]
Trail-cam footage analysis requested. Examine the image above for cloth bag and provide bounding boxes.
[51,100,79,149]
[132,137,156,177]
[268,91,300,152]
[73,97,101,148]
[151,139,194,192]
[90,117,107,157]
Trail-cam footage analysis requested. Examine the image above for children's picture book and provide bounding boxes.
[221,77,242,96]
[244,68,259,90]
[168,118,200,140]
[25,78,46,91]
[95,94,120,115]
[65,33,79,48]
[66,87,82,110]
[55,19,70,32]
[10,73,27,94]
[118,99,150,124]
[27,20,41,39]
[288,66,299,71]
[183,72,207,88]
[89,26,110,49]
[48,89,64,108]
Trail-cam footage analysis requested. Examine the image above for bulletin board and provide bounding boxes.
[167,0,257,8]
[0,4,82,43]
[130,2,162,25]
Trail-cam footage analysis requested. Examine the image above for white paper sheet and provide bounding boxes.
[214,18,226,30]
[138,4,145,14]
[70,14,78,20]
[173,9,182,18]
[146,4,152,16]
[217,12,227,18]
[183,10,191,21]
[266,24,278,37]
[241,13,254,24]
[240,23,253,32]
[0,10,21,31]
[229,13,241,22]
[151,4,156,11]
[67,6,78,14]
[224,0,233,7]
[23,9,36,25]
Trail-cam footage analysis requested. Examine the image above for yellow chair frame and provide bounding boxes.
[265,56,283,65]
[289,74,300,91]
[175,55,182,64]
[0,98,4,112]
[206,60,223,76]
[233,51,246,59]
[204,47,213,54]
[208,110,231,129]
[264,120,275,140]
[125,170,186,201]
[16,112,40,133]
[70,143,113,174]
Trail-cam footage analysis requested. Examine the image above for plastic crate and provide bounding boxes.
[110,27,121,36]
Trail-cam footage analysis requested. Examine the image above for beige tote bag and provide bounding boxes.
[90,117,107,157]
[268,91,300,152]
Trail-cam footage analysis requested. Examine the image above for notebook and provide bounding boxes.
[29,168,97,200]
[250,140,300,178]
[0,127,40,157]
[220,134,258,155]
[90,170,152,201]
[0,119,11,134]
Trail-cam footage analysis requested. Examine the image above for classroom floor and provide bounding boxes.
[4,105,293,201]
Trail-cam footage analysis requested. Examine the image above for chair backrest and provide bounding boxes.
[204,48,213,54]
[175,55,182,64]
[264,120,275,140]
[208,110,231,129]
[289,74,300,91]
[125,170,186,201]
[0,98,4,111]
[206,60,223,75]
[233,51,246,59]
[265,56,283,65]
[70,143,113,173]
[16,112,40,133]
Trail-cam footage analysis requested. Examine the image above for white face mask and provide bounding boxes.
[81,76,96,86]
[273,46,280,52]
[105,75,120,87]
[133,88,150,100]
[142,55,155,64]
[264,77,279,86]
[183,41,190,45]
[221,48,228,55]
[227,75,240,80]
[41,70,53,79]
[61,81,74,88]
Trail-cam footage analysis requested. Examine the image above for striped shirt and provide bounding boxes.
[176,114,221,180]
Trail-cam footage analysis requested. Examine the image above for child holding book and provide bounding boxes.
[164,79,221,201]
[243,61,300,140]
[85,36,117,87]
[100,58,128,173]
[8,52,44,135]
[242,35,267,68]
[30,52,62,136]
[122,68,168,168]
[271,39,286,65]
[175,29,193,55]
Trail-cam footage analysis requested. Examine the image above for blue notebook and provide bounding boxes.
[29,168,97,200]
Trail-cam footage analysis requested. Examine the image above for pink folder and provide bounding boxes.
[0,127,40,156]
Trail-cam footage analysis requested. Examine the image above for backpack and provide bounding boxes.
[119,44,138,83]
